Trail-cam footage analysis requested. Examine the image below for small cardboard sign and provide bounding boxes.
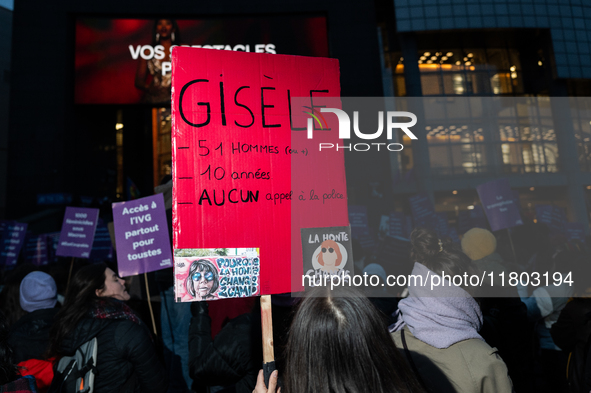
[112,194,173,277]
[301,226,353,283]
[476,179,523,232]
[174,249,260,302]
[0,221,28,266]
[56,207,99,258]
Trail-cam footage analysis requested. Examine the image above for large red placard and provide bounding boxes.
[172,47,348,295]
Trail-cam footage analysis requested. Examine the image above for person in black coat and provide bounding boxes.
[48,263,167,393]
[188,300,262,393]
[7,271,59,363]
[551,297,591,393]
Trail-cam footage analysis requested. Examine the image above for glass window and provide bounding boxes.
[388,45,524,97]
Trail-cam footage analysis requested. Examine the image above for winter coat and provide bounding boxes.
[473,253,533,393]
[0,375,38,392]
[189,309,261,393]
[59,317,167,393]
[7,308,58,363]
[392,327,513,393]
[551,298,591,393]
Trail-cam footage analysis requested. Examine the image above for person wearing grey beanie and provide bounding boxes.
[19,272,57,313]
[7,271,59,363]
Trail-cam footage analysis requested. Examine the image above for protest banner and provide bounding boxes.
[0,221,28,267]
[24,234,48,266]
[172,47,347,297]
[112,194,173,277]
[56,207,99,258]
[476,179,523,232]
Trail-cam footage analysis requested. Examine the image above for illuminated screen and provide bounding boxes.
[75,16,329,105]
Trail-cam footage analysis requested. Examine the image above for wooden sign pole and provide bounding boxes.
[260,295,275,387]
[144,272,158,336]
[66,257,75,289]
[507,228,518,265]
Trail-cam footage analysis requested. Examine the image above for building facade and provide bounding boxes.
[378,0,591,232]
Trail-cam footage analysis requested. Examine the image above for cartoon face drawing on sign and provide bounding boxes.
[185,259,219,300]
[314,239,347,274]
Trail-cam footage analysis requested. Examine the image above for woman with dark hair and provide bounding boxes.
[390,228,513,393]
[185,259,219,301]
[135,19,181,104]
[255,287,425,393]
[48,263,167,393]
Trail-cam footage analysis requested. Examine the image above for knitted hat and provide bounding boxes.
[461,228,497,261]
[19,271,57,312]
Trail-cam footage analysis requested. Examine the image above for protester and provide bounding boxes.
[550,293,591,392]
[48,263,167,393]
[189,294,296,393]
[519,246,575,393]
[548,251,591,393]
[155,176,193,392]
[0,311,20,386]
[390,228,513,393]
[7,271,58,363]
[254,286,425,393]
[0,310,38,392]
[461,227,533,393]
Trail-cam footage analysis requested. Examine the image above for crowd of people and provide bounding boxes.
[0,221,589,393]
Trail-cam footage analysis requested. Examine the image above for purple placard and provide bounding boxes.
[24,234,49,266]
[564,222,586,241]
[56,207,99,258]
[112,193,173,277]
[476,179,523,231]
[409,193,435,224]
[535,205,567,234]
[0,222,28,266]
[348,205,369,229]
[389,212,406,238]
